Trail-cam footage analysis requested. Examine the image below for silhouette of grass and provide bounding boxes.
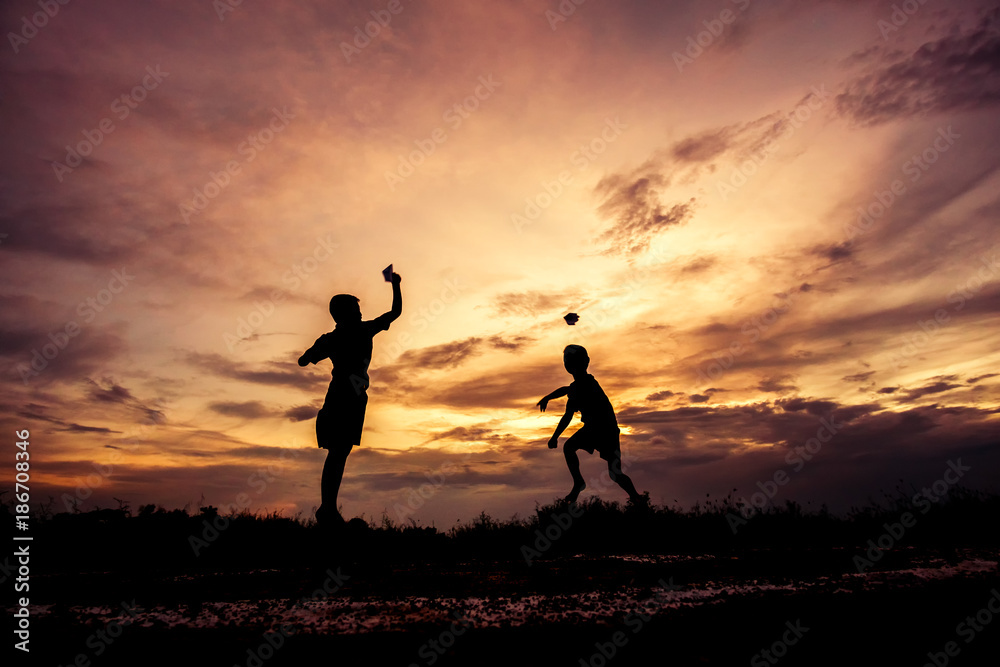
[4,485,997,575]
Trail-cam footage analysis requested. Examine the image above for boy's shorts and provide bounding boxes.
[316,392,368,452]
[567,424,621,461]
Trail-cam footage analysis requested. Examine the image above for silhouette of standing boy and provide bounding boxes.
[299,272,402,527]
[538,345,643,503]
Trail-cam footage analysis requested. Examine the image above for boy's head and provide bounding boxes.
[329,294,361,324]
[563,344,590,374]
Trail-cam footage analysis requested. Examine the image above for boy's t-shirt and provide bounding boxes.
[303,313,394,402]
[566,374,618,430]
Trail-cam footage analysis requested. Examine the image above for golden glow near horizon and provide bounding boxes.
[3,0,999,524]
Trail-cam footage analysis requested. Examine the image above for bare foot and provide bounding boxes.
[564,482,586,503]
[316,505,345,527]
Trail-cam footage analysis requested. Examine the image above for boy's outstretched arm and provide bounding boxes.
[298,344,321,367]
[537,386,569,412]
[548,407,574,449]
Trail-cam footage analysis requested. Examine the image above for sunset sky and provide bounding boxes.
[2,0,999,527]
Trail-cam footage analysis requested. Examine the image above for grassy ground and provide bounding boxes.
[6,489,1000,666]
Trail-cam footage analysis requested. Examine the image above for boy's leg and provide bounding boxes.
[607,450,642,502]
[563,440,587,502]
[316,398,364,525]
[319,446,350,524]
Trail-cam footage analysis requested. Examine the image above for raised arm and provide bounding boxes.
[537,386,570,412]
[386,272,402,322]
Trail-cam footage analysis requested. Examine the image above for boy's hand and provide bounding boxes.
[391,272,402,285]
[537,398,549,412]
[547,436,559,449]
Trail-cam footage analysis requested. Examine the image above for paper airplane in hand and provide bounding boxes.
[382,264,393,282]
[564,313,580,325]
